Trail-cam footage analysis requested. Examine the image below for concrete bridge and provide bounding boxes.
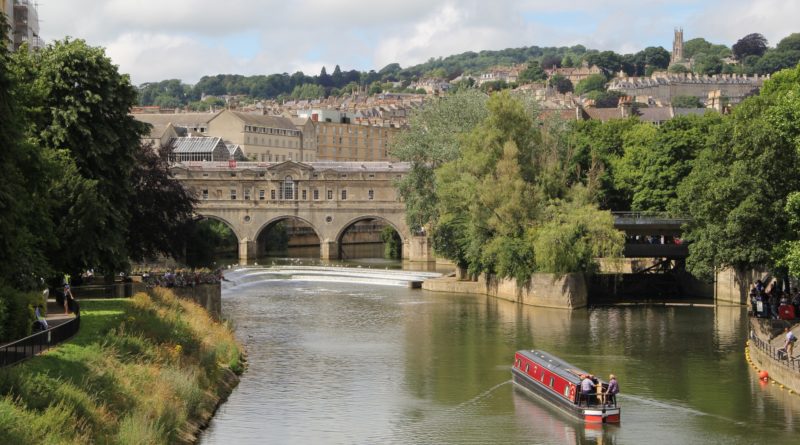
[171,161,433,263]
[612,212,690,259]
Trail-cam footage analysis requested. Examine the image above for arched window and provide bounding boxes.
[282,176,295,200]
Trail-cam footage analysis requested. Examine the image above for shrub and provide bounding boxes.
[0,284,45,342]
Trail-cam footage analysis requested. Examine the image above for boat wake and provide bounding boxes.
[454,379,513,411]
[622,393,747,426]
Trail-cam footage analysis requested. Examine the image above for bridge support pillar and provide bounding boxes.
[407,236,434,263]
[238,238,256,264]
[320,240,339,260]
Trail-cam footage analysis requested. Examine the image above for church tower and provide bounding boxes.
[671,27,684,64]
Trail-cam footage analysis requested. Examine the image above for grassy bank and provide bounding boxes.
[0,288,244,444]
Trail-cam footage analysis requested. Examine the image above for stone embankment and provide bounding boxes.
[422,272,587,309]
[747,318,800,395]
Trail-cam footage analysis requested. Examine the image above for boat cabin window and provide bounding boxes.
[549,377,555,387]
[564,385,570,398]
[525,364,529,373]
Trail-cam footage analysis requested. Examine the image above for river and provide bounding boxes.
[200,264,800,444]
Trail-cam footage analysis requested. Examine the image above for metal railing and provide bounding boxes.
[0,316,81,367]
[749,331,800,372]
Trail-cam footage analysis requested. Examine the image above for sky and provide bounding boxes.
[36,0,800,86]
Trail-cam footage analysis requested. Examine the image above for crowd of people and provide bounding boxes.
[749,279,800,320]
[140,269,224,288]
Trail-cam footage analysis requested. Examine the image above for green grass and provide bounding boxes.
[0,290,244,445]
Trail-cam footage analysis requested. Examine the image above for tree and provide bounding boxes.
[318,66,332,87]
[753,50,800,75]
[777,33,800,52]
[732,33,768,61]
[677,69,800,278]
[433,92,622,280]
[640,46,671,70]
[549,74,573,94]
[585,51,623,76]
[574,74,607,95]
[13,39,149,277]
[0,13,52,289]
[671,95,703,108]
[391,89,489,232]
[683,38,731,60]
[668,64,690,73]
[331,64,343,87]
[692,53,723,75]
[518,60,546,83]
[126,144,197,262]
[541,54,562,69]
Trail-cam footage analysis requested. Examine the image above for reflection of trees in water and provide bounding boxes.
[512,387,618,445]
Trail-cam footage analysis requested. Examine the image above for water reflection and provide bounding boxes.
[202,266,800,444]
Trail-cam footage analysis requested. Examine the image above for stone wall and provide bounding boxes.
[749,318,800,394]
[171,284,222,319]
[715,266,770,305]
[422,272,587,310]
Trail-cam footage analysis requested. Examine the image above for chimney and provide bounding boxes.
[619,95,633,118]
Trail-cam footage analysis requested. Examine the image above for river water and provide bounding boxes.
[201,265,800,445]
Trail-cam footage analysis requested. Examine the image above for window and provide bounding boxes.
[230,189,237,200]
[564,385,571,398]
[202,189,208,200]
[259,190,265,200]
[368,189,374,200]
[282,176,295,200]
[549,377,554,387]
[525,364,530,373]
[341,189,347,200]
[327,190,333,200]
[302,190,307,200]
[313,189,319,200]
[271,190,276,200]
[244,189,250,200]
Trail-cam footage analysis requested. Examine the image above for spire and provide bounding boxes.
[671,27,684,64]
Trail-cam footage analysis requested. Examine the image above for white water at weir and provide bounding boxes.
[223,265,442,288]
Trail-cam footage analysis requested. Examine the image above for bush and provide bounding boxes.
[0,284,45,342]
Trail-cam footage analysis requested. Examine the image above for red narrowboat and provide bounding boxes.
[512,350,621,424]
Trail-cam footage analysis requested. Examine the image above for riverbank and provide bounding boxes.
[0,288,244,444]
[747,318,800,396]
[422,273,587,309]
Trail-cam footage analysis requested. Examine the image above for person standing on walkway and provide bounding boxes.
[63,284,75,315]
[784,327,797,360]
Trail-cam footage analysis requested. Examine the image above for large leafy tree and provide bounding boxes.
[677,64,800,279]
[732,33,768,61]
[0,14,52,289]
[12,39,168,277]
[433,92,622,280]
[390,89,489,232]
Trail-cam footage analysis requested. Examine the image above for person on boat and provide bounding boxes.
[580,374,596,406]
[605,374,619,406]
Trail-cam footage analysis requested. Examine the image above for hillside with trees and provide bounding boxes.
[136,31,800,110]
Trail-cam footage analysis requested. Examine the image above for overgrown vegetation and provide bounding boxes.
[0,289,244,444]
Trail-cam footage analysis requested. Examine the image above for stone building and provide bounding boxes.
[671,27,685,65]
[314,121,398,162]
[607,72,765,106]
[206,110,312,163]
[544,61,603,85]
[477,65,524,85]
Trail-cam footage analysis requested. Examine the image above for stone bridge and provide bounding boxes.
[171,161,432,263]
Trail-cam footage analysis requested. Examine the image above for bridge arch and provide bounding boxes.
[195,213,242,243]
[334,215,409,260]
[254,215,322,258]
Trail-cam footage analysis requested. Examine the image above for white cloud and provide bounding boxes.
[34,0,799,84]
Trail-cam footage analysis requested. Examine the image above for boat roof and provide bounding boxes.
[516,350,595,385]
